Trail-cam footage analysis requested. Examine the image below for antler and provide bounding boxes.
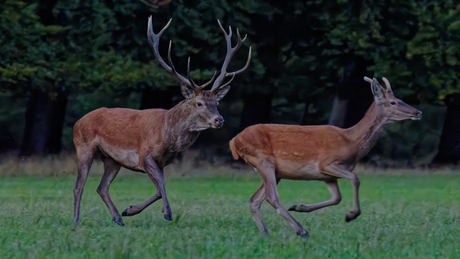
[363,76,373,83]
[147,16,217,93]
[364,76,394,95]
[381,77,394,95]
[211,20,252,92]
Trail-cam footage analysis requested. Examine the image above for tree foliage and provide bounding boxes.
[0,0,459,163]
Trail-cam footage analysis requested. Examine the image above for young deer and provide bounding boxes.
[229,77,422,237]
[72,16,251,226]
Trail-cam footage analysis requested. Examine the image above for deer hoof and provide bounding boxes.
[163,213,173,221]
[72,221,79,229]
[345,211,361,222]
[114,218,125,226]
[122,208,130,217]
[288,205,297,211]
[298,231,310,238]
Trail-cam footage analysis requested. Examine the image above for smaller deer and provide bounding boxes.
[229,77,422,237]
[72,16,250,226]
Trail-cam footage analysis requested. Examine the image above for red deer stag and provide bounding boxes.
[72,16,251,226]
[229,77,422,237]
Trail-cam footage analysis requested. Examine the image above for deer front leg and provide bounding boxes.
[322,163,361,222]
[249,181,269,235]
[289,180,342,213]
[123,155,172,221]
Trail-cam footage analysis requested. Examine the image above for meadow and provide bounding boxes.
[0,164,460,258]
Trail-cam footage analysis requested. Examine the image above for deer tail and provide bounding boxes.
[229,138,240,160]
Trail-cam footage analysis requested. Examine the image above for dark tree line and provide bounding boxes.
[1,0,460,165]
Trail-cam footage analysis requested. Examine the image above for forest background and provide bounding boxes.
[1,0,460,168]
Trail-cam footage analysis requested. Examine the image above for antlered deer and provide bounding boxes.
[229,77,422,237]
[72,16,251,226]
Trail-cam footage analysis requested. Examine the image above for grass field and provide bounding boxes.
[1,172,460,258]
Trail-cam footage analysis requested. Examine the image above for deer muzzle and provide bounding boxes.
[411,110,422,120]
[211,116,225,128]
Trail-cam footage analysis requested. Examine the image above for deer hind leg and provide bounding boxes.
[289,180,341,213]
[258,160,309,237]
[97,157,123,226]
[322,163,361,222]
[73,145,94,227]
[249,180,269,235]
[123,155,172,221]
[122,181,162,217]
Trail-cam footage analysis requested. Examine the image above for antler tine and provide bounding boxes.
[211,74,235,93]
[187,57,219,93]
[382,77,394,94]
[167,40,191,84]
[147,16,191,86]
[211,20,251,91]
[363,76,373,83]
[187,57,199,90]
[198,70,218,90]
[226,47,252,76]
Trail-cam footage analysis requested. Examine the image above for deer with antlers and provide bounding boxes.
[72,16,251,226]
[229,77,422,237]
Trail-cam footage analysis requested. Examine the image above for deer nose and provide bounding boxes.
[416,110,422,116]
[214,116,224,127]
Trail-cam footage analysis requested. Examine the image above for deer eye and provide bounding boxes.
[390,101,396,105]
[197,102,203,107]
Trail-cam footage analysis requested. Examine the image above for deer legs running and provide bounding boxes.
[122,188,162,217]
[72,150,93,227]
[122,155,172,221]
[289,180,341,213]
[249,181,269,235]
[289,164,361,222]
[251,161,309,237]
[249,161,360,237]
[322,163,361,222]
[97,157,123,226]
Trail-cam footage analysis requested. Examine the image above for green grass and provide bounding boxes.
[1,174,460,258]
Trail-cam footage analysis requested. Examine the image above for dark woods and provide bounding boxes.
[1,0,460,166]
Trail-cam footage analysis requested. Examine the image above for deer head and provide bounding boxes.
[147,16,251,131]
[364,77,422,121]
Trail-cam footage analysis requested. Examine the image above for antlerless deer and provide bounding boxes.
[72,16,251,226]
[229,77,422,237]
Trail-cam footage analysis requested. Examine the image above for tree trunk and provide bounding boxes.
[327,96,349,127]
[18,0,68,156]
[19,92,68,156]
[45,93,68,154]
[239,92,273,131]
[432,93,460,165]
[328,57,373,128]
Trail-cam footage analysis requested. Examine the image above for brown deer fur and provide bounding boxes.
[229,77,422,237]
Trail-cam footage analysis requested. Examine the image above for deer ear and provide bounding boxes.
[180,82,194,99]
[214,85,231,102]
[370,78,384,100]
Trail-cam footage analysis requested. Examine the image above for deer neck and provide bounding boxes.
[163,100,200,152]
[345,102,389,161]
